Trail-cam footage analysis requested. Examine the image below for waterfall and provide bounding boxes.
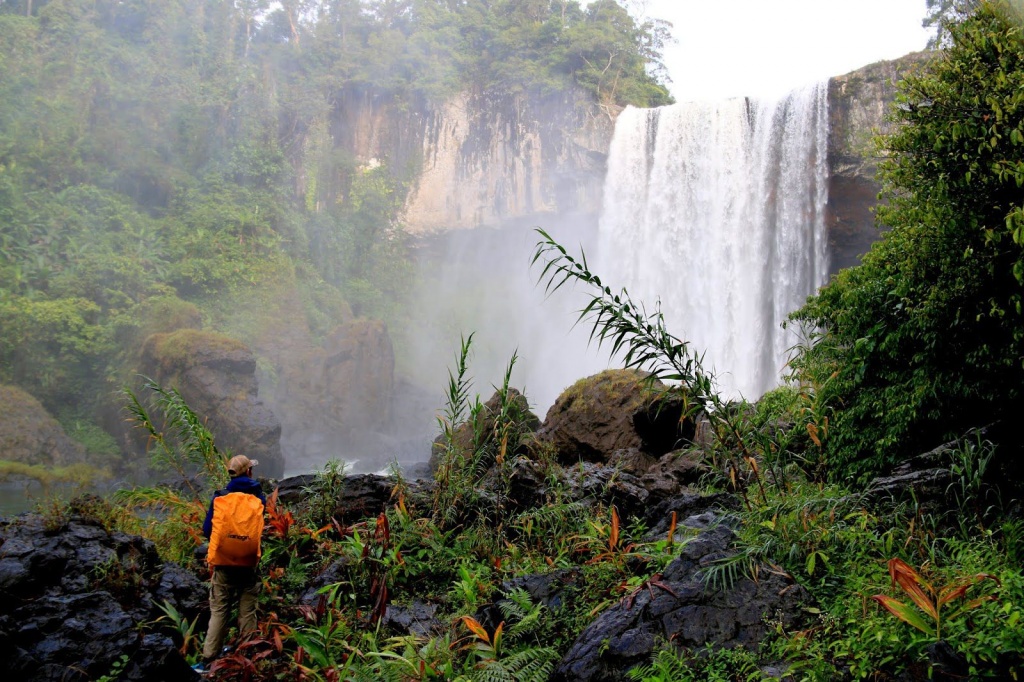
[597,83,830,399]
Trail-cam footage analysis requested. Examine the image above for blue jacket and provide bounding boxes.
[202,476,267,539]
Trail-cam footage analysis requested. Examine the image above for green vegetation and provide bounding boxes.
[520,6,1024,677]
[790,0,1024,483]
[9,1,1024,680]
[0,0,671,467]
[102,376,697,679]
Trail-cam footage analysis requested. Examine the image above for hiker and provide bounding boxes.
[195,454,267,672]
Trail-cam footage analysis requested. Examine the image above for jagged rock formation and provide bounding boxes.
[552,513,809,682]
[405,90,613,233]
[0,497,202,681]
[138,329,285,478]
[827,51,935,271]
[0,385,86,467]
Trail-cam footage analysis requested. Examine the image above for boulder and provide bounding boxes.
[256,312,398,473]
[0,498,203,681]
[430,387,540,471]
[383,601,443,638]
[0,385,86,468]
[139,329,284,478]
[640,449,712,502]
[553,513,809,682]
[537,370,694,466]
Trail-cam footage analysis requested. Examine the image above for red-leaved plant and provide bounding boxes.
[871,558,1000,639]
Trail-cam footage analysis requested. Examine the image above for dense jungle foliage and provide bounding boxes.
[0,0,672,446]
[790,0,1024,484]
[6,1,1024,680]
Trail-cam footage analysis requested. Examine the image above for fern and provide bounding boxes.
[472,648,557,682]
[626,645,692,681]
[499,588,544,640]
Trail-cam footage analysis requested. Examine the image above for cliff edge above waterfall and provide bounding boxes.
[826,51,936,271]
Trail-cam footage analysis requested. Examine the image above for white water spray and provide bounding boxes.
[597,83,830,399]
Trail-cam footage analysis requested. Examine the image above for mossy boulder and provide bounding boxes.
[0,384,87,467]
[138,329,284,477]
[536,369,694,466]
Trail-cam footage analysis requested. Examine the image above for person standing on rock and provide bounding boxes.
[194,454,267,673]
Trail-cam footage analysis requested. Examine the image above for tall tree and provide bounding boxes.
[923,0,981,48]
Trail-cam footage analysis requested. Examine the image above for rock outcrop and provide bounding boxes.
[405,89,613,233]
[0,497,203,681]
[826,51,934,272]
[0,384,86,468]
[248,288,400,474]
[138,329,285,478]
[296,85,613,236]
[553,513,809,682]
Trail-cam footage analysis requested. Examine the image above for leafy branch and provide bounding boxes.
[531,228,767,503]
[122,376,227,491]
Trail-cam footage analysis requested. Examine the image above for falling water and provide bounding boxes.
[597,83,830,399]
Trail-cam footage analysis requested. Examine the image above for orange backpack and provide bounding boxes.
[207,492,265,567]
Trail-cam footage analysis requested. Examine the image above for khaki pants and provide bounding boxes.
[202,566,260,662]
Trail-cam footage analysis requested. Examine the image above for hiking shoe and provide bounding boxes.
[191,661,209,675]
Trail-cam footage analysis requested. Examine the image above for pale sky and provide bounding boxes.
[644,0,933,100]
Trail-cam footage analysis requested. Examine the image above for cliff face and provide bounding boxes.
[326,87,614,234]
[407,90,612,232]
[331,52,931,259]
[826,51,934,271]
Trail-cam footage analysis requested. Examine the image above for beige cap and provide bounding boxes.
[227,455,259,477]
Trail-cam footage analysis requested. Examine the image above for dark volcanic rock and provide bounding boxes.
[383,601,443,637]
[640,449,712,502]
[862,425,1016,522]
[502,458,649,520]
[477,568,583,635]
[0,504,203,681]
[277,472,394,526]
[553,514,809,682]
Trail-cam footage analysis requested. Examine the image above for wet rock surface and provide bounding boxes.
[537,370,694,466]
[553,513,810,682]
[0,504,203,681]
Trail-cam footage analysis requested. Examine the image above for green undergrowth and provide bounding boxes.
[26,358,1024,681]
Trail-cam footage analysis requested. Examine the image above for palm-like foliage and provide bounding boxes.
[531,229,768,503]
[122,376,227,491]
[113,378,229,562]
